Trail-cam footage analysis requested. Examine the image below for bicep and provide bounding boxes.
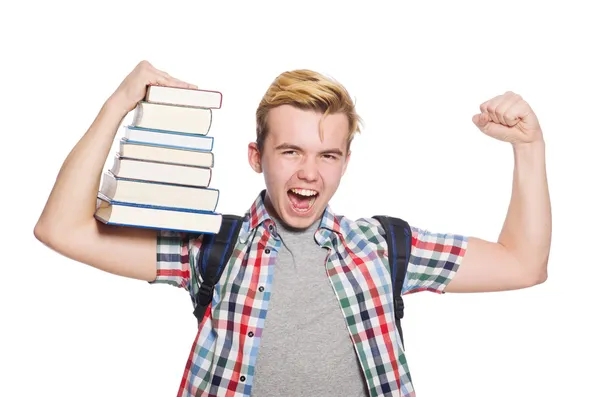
[445,237,541,293]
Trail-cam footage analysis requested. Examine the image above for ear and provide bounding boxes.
[248,142,262,173]
[341,149,351,176]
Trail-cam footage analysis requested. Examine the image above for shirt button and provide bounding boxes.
[258,286,264,292]
[240,376,246,382]
[264,248,271,254]
[248,331,254,337]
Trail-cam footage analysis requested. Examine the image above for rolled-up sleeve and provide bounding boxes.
[149,230,203,291]
[403,226,468,295]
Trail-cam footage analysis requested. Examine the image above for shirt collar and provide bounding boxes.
[246,190,272,230]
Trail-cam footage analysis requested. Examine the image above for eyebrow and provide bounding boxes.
[275,143,345,156]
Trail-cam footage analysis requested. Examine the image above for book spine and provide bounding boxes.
[132,103,143,126]
[109,155,121,176]
[99,172,117,199]
[214,188,220,211]
[207,108,213,135]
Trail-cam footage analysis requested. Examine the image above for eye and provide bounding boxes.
[322,154,338,160]
[282,150,297,156]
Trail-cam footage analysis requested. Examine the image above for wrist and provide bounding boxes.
[104,93,133,120]
[512,139,546,169]
[512,138,545,153]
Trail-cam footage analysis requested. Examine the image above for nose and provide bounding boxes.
[297,157,319,182]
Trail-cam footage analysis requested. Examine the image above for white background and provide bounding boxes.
[2,1,598,396]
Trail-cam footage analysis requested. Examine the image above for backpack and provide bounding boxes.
[191,214,412,348]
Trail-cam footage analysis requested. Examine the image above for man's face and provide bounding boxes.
[248,105,351,229]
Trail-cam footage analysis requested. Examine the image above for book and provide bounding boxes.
[99,172,219,212]
[122,126,214,151]
[95,196,222,234]
[95,84,224,235]
[145,85,222,109]
[132,101,212,135]
[119,139,214,168]
[109,156,212,188]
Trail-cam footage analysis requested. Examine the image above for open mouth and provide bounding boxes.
[287,188,319,213]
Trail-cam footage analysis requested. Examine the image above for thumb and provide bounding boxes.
[472,113,490,129]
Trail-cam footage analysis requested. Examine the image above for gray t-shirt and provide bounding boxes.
[250,218,369,396]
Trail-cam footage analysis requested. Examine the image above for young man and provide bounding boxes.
[34,60,551,397]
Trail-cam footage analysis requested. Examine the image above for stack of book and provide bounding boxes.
[94,85,224,234]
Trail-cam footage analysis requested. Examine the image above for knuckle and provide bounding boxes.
[505,91,523,102]
[138,60,153,72]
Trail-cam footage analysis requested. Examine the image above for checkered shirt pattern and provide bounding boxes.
[151,190,468,396]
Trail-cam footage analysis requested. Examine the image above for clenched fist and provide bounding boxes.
[106,60,197,117]
[472,91,543,146]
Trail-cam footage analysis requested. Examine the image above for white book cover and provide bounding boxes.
[118,139,214,168]
[99,172,220,212]
[109,156,212,188]
[95,196,222,234]
[132,102,212,135]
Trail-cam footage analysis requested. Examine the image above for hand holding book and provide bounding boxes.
[94,70,225,235]
[34,60,220,283]
[106,60,198,118]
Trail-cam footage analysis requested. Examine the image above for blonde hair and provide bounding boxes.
[255,69,362,153]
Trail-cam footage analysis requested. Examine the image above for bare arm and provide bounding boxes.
[446,92,551,293]
[34,60,198,282]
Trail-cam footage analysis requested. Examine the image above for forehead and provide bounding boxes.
[266,105,349,148]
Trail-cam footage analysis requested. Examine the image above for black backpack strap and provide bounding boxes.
[192,214,244,323]
[373,215,412,349]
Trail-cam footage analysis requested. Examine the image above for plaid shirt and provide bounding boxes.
[151,190,468,396]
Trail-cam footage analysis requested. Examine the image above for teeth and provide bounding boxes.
[291,188,318,197]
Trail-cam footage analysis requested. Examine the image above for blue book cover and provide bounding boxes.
[123,125,214,151]
[95,194,223,235]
